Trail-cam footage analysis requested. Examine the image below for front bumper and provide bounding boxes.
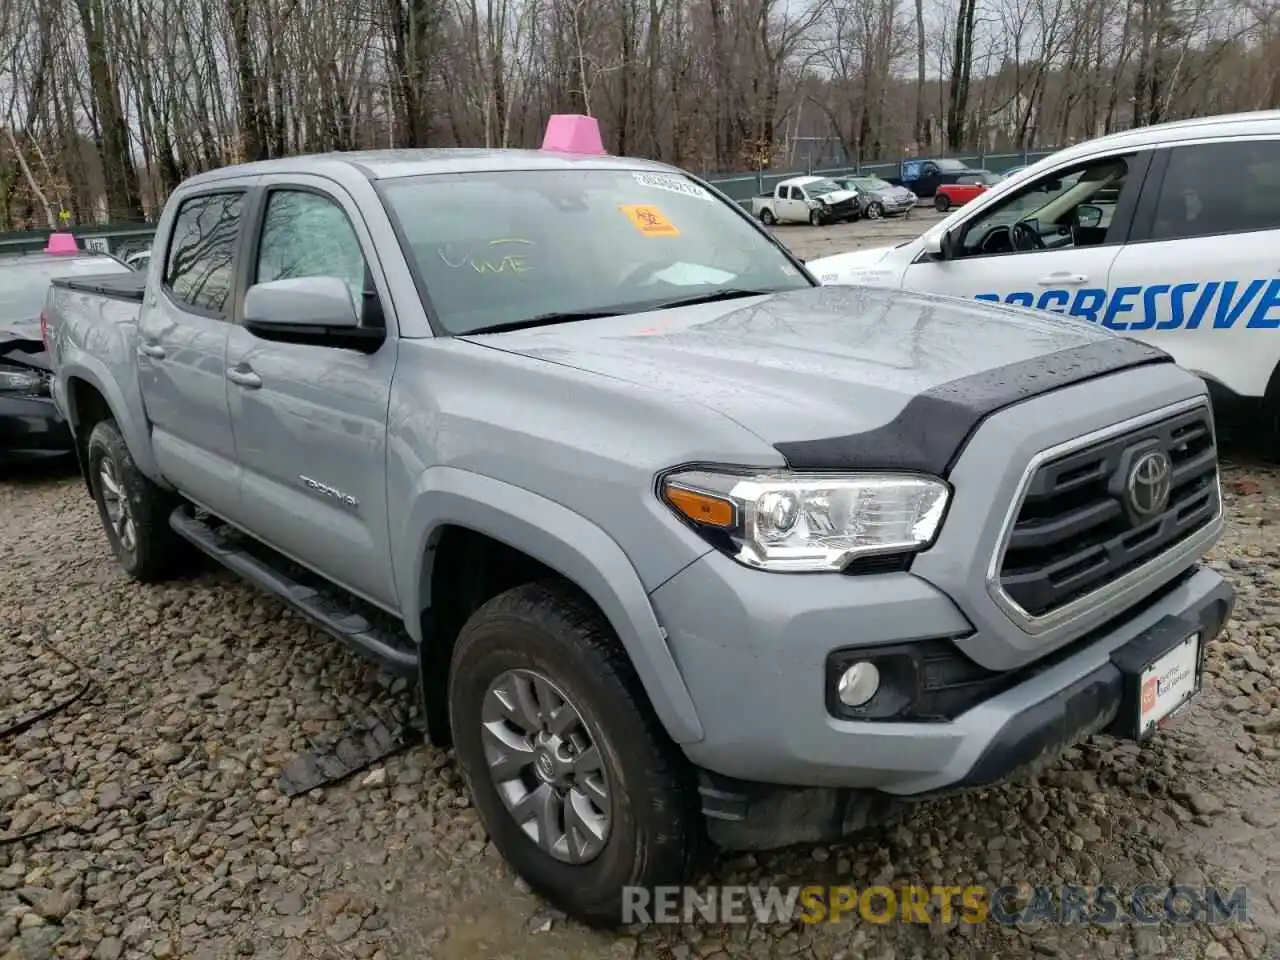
[0,393,74,462]
[880,196,917,214]
[651,546,1232,851]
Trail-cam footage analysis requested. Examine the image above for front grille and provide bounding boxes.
[997,404,1219,619]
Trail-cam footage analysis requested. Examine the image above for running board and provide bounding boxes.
[169,507,418,677]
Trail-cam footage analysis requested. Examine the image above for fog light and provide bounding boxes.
[837,662,880,707]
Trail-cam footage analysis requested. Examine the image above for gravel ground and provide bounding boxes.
[3,211,1278,960]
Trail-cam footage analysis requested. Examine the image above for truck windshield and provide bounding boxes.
[0,255,129,322]
[804,179,841,197]
[377,169,812,336]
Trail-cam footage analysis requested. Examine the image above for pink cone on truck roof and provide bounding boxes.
[43,232,79,254]
[540,115,607,155]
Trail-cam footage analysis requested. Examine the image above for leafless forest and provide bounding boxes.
[0,0,1277,228]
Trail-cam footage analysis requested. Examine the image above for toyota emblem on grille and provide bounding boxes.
[1127,450,1173,517]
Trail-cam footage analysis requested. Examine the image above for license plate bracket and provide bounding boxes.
[1109,615,1203,741]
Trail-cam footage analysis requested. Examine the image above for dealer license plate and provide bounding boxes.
[1137,633,1200,737]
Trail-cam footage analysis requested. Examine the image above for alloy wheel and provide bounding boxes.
[98,457,137,553]
[480,668,612,864]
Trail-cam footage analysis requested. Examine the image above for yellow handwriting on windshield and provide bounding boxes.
[441,238,535,275]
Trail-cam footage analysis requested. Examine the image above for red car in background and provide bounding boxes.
[933,170,1002,211]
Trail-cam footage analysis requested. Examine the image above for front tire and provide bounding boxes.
[866,202,884,219]
[809,209,825,226]
[448,580,699,926]
[86,419,188,582]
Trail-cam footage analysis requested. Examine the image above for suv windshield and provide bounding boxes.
[0,255,129,322]
[379,169,812,335]
[934,159,972,173]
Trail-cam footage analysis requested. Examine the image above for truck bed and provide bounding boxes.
[51,271,147,303]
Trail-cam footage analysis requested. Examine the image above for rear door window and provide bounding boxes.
[163,192,246,315]
[1150,139,1280,241]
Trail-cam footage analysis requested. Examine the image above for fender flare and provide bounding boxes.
[399,466,705,744]
[59,358,164,485]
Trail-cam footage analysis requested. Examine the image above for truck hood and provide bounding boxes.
[0,317,50,371]
[464,285,1163,471]
[816,189,857,205]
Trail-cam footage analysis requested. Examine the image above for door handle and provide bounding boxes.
[226,367,262,389]
[1037,273,1088,286]
[139,342,166,359]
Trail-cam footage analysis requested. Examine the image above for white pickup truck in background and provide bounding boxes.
[749,175,860,226]
[809,110,1280,452]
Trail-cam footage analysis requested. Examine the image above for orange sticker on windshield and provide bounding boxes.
[619,204,680,237]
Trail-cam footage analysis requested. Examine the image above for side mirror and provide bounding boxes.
[1074,204,1104,229]
[922,229,956,261]
[244,276,383,350]
[245,276,360,329]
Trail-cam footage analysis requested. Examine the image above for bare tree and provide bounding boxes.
[0,0,1276,229]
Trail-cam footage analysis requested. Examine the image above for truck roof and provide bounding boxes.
[182,148,682,188]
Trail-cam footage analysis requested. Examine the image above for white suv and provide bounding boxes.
[809,110,1280,442]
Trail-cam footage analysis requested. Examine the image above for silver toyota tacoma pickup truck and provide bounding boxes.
[44,123,1234,925]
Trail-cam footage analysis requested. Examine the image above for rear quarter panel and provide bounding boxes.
[49,285,163,482]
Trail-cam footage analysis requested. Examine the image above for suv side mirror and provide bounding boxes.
[1074,204,1104,229]
[244,276,383,350]
[922,228,957,261]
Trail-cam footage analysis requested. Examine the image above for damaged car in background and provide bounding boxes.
[0,243,134,463]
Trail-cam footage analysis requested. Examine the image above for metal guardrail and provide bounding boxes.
[0,148,1060,252]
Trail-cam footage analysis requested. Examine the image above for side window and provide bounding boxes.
[956,155,1131,259]
[1150,140,1280,241]
[781,186,793,200]
[254,190,369,313]
[164,192,245,314]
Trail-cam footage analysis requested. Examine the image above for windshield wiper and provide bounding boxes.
[645,287,776,311]
[464,309,623,336]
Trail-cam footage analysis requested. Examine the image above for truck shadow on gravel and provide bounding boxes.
[0,453,80,486]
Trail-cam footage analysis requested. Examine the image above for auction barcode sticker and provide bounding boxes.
[632,171,712,202]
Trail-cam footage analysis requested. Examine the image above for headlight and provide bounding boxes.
[659,468,950,572]
[0,367,46,394]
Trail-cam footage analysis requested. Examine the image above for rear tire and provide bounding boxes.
[448,580,700,927]
[934,194,951,212]
[86,419,188,582]
[760,208,776,225]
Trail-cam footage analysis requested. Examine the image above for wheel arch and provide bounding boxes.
[399,467,705,748]
[60,362,163,496]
